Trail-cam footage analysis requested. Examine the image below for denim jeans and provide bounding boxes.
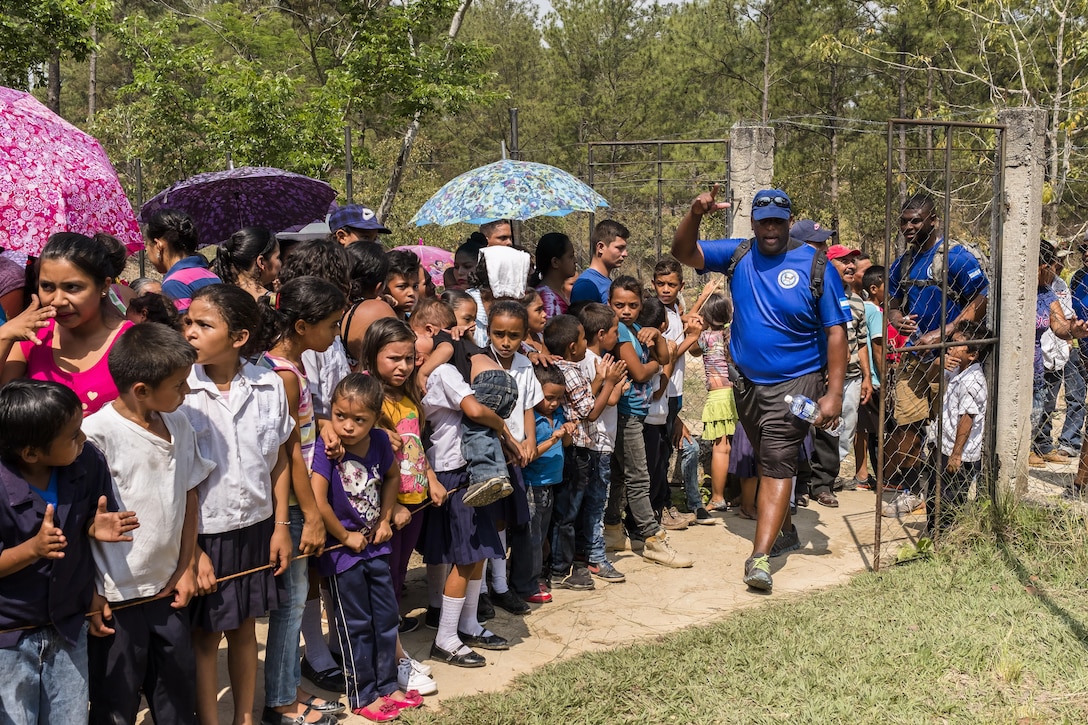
[524,484,555,591]
[0,623,89,725]
[838,376,862,461]
[550,446,590,577]
[606,414,660,539]
[1059,347,1086,451]
[462,370,518,486]
[264,506,307,708]
[666,397,703,513]
[582,450,612,564]
[1032,370,1064,454]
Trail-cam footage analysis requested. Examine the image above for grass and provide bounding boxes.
[405,497,1088,724]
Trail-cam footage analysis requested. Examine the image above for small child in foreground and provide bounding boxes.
[0,380,138,724]
[312,373,424,722]
[926,320,991,536]
[83,323,213,725]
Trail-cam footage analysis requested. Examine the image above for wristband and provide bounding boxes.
[275,521,291,526]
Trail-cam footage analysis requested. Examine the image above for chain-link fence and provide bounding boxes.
[870,119,1005,568]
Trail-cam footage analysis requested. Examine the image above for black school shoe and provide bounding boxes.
[300,658,345,693]
[477,591,496,621]
[430,641,486,668]
[457,629,510,650]
[425,605,441,630]
[262,707,337,725]
[490,588,530,615]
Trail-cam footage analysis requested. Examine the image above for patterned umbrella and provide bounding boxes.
[140,166,337,246]
[0,86,143,255]
[393,243,454,286]
[410,159,609,227]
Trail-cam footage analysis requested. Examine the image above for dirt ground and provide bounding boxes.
[178,482,925,724]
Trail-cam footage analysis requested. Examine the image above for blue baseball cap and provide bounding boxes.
[328,204,391,234]
[751,189,792,222]
[790,218,836,244]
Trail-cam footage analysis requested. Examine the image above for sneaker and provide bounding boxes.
[604,523,630,552]
[524,583,553,603]
[856,478,877,491]
[477,592,495,621]
[670,506,697,525]
[461,476,510,507]
[660,507,689,530]
[642,531,693,568]
[490,588,530,615]
[424,605,440,630]
[397,657,438,696]
[398,615,419,634]
[587,559,626,582]
[693,507,717,525]
[1028,452,1047,467]
[881,492,925,518]
[556,566,595,590]
[840,477,860,492]
[770,525,801,557]
[882,480,908,492]
[743,554,772,591]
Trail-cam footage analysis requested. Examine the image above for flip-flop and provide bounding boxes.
[707,500,729,512]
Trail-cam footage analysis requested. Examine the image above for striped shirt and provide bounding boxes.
[845,291,865,379]
[162,256,221,313]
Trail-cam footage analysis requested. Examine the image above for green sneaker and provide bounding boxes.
[743,554,773,591]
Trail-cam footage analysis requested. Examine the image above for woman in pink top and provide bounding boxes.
[1,233,133,416]
[532,232,577,320]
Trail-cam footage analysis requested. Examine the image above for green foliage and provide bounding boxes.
[0,0,109,87]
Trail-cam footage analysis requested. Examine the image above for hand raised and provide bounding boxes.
[32,503,67,559]
[690,183,731,217]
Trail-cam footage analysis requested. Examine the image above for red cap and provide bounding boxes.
[826,244,861,261]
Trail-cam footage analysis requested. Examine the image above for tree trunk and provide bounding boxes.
[47,48,62,114]
[88,25,98,123]
[378,0,474,222]
[761,2,772,124]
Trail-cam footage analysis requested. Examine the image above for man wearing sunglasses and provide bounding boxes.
[671,186,851,592]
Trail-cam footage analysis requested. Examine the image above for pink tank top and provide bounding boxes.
[20,319,134,416]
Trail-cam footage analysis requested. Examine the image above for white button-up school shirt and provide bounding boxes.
[181,362,295,535]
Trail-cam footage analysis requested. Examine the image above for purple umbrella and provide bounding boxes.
[139,166,337,246]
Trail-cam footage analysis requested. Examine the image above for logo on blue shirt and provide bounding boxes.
[778,270,799,289]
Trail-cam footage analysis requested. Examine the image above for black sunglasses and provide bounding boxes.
[753,196,791,209]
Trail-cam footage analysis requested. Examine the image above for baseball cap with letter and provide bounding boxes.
[328,204,391,234]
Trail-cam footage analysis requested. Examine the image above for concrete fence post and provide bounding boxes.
[996,107,1048,497]
[728,123,775,238]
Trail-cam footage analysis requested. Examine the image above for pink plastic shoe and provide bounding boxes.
[383,690,424,710]
[353,700,401,722]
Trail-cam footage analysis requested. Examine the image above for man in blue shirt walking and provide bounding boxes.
[672,186,850,591]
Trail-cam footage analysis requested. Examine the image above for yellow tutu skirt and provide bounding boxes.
[701,387,738,440]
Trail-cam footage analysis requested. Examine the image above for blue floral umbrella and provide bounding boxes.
[411,160,609,227]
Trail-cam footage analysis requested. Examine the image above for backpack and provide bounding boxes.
[723,237,827,302]
[898,239,990,308]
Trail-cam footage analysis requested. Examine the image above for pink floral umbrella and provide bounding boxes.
[393,242,454,287]
[0,86,143,256]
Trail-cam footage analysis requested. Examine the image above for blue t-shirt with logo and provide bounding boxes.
[617,322,653,415]
[698,238,852,385]
[1070,269,1088,321]
[887,241,988,336]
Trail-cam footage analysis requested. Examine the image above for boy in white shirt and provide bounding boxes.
[928,320,990,536]
[84,323,214,724]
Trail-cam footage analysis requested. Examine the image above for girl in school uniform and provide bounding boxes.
[179,284,295,725]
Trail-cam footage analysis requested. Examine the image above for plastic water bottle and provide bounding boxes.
[784,394,843,436]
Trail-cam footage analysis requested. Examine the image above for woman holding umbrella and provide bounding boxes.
[144,210,221,314]
[1,233,135,416]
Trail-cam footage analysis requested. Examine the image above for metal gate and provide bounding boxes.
[586,139,731,282]
[871,119,1005,569]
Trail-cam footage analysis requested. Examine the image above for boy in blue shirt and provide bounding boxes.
[607,276,692,569]
[521,365,575,603]
[0,380,139,724]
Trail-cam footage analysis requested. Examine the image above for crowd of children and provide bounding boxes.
[0,208,993,724]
